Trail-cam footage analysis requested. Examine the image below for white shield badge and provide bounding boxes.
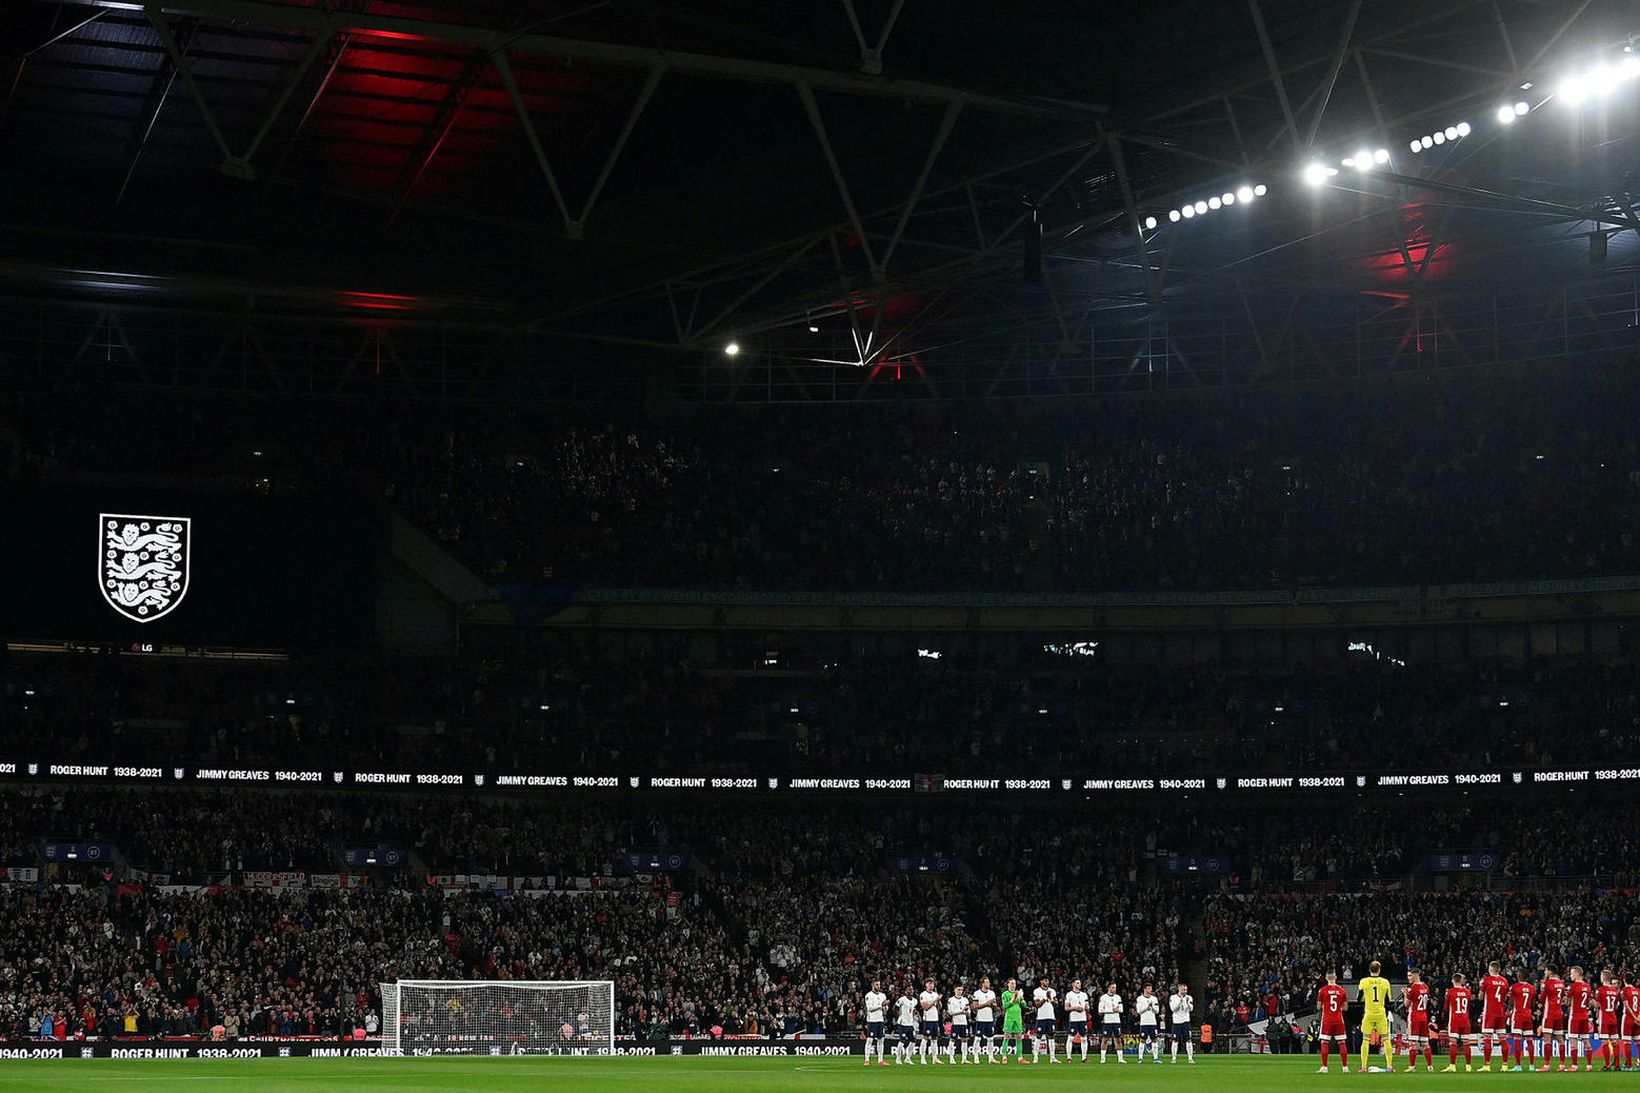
[99,514,190,622]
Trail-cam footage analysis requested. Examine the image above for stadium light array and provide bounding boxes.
[1557,54,1640,106]
[1301,162,1337,186]
[1495,100,1531,124]
[1163,182,1265,225]
[1341,148,1391,170]
[1408,120,1469,152]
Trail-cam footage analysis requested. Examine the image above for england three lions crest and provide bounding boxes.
[99,514,190,622]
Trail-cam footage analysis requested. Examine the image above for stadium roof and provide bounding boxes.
[1,0,1637,400]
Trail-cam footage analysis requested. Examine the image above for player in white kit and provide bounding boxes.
[1098,982,1126,1063]
[862,979,889,1066]
[1063,979,1091,1062]
[1031,978,1057,1064]
[918,979,943,1064]
[972,977,999,1064]
[947,985,973,1063]
[1135,983,1163,1062]
[1168,982,1196,1063]
[893,988,917,1064]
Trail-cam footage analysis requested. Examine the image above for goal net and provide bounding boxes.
[379,980,616,1057]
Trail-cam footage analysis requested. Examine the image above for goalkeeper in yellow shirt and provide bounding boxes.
[1357,961,1394,1072]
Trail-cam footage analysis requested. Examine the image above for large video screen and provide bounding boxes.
[0,483,378,650]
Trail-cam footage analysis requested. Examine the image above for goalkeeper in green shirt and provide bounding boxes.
[1001,977,1026,1062]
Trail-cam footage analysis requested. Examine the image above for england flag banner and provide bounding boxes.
[99,514,190,622]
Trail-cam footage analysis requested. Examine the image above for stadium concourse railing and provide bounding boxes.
[505,573,1640,630]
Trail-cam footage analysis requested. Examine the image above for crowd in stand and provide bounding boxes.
[6,648,1639,778]
[985,879,1186,1002]
[3,786,1640,1043]
[6,366,1640,592]
[728,875,982,1032]
[1201,885,1640,1037]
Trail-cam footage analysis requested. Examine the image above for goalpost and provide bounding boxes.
[379,980,616,1057]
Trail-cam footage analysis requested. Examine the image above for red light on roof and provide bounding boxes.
[336,290,420,312]
[352,29,426,42]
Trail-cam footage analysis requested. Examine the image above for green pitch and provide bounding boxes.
[0,1054,1633,1090]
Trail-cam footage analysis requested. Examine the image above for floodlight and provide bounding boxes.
[1181,204,1195,219]
[1410,138,1423,152]
[1420,135,1434,149]
[1252,184,1267,196]
[1193,200,1208,214]
[1455,121,1471,137]
[1221,192,1236,206]
[1143,215,1157,230]
[1560,76,1588,106]
[1168,209,1181,223]
[1443,126,1459,140]
[1208,196,1221,210]
[1514,101,1529,115]
[1302,162,1329,186]
[1236,185,1254,202]
[1432,131,1445,145]
[1373,148,1390,164]
[724,341,740,356]
[1497,104,1516,124]
[1352,149,1373,170]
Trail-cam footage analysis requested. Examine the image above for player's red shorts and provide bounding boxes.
[1569,1015,1591,1036]
[1509,1013,1533,1035]
[1408,1019,1430,1039]
[1481,1010,1507,1034]
[1622,1018,1640,1038]
[1599,1017,1620,1036]
[1544,1009,1564,1032]
[1320,1018,1347,1039]
[1446,1019,1471,1037]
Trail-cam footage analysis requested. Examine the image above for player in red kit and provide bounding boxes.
[1540,965,1567,1071]
[1401,969,1434,1072]
[1443,973,1475,1073]
[1621,974,1640,1073]
[1506,970,1535,1071]
[1597,969,1622,1071]
[1478,960,1510,1071]
[1567,966,1594,1071]
[1613,971,1640,1070]
[1317,971,1349,1074]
